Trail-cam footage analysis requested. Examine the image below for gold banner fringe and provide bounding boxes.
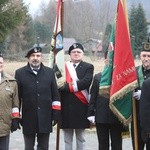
[99,86,110,98]
[109,103,132,126]
[110,80,138,102]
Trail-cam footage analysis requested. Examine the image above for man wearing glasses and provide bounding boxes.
[59,43,94,150]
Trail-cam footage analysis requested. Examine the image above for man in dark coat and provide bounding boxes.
[15,46,61,150]
[132,40,150,150]
[140,78,150,149]
[59,43,94,150]
[87,57,123,150]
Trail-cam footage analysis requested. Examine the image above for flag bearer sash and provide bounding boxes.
[65,61,89,104]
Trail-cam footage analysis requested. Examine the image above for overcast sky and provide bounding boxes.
[23,0,50,16]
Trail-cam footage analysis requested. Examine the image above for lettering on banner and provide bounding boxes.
[116,66,136,81]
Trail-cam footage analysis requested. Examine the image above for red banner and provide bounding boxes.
[110,0,137,100]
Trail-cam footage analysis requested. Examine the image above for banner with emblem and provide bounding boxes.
[99,0,138,125]
[49,0,65,88]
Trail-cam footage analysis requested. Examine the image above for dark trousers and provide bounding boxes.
[146,138,150,150]
[96,123,122,150]
[0,135,9,150]
[24,133,50,150]
[131,120,150,150]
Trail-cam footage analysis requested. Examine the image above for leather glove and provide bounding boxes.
[52,110,61,126]
[11,118,21,132]
[87,116,95,124]
[133,90,141,100]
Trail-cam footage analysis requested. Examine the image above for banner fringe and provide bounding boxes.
[99,86,110,98]
[110,80,138,101]
[109,103,132,125]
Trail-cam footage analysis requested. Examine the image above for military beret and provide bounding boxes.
[142,42,150,52]
[25,46,42,58]
[68,43,84,54]
[142,34,150,52]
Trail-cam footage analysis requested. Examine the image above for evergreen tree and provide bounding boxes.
[33,21,50,44]
[0,0,27,43]
[129,3,148,56]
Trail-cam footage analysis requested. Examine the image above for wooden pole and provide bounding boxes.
[56,123,60,150]
[132,97,138,150]
[56,1,64,149]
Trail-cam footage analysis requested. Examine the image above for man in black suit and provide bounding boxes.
[59,43,94,150]
[15,46,61,150]
[139,41,150,150]
[87,54,123,150]
[140,77,150,149]
[132,40,150,150]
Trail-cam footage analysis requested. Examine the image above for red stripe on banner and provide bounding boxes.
[69,83,74,93]
[55,0,61,37]
[65,64,88,105]
[65,64,74,92]
[110,0,137,96]
[74,92,88,104]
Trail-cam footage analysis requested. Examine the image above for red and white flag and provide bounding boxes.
[49,0,65,88]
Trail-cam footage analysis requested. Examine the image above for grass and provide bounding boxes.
[3,54,141,76]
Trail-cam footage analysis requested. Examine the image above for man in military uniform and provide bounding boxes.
[0,52,20,150]
[132,38,150,150]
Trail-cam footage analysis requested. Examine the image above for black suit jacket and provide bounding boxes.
[15,63,60,134]
[140,78,150,133]
[60,61,94,129]
[88,73,121,124]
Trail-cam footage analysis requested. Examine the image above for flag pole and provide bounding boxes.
[131,34,138,150]
[56,123,60,150]
[132,97,138,150]
[56,0,64,150]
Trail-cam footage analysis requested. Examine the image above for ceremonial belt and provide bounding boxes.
[65,61,89,104]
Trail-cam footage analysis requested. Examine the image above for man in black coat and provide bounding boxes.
[15,46,61,150]
[59,43,94,150]
[87,57,123,150]
[140,78,150,149]
[132,41,150,150]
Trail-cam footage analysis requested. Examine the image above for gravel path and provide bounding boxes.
[9,127,133,150]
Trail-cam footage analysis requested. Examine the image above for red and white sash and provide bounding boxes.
[65,61,89,104]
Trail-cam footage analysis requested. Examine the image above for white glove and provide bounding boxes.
[87,116,95,124]
[133,90,141,100]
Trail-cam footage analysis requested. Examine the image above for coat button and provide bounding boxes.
[37,94,40,96]
[36,81,39,83]
[38,107,40,110]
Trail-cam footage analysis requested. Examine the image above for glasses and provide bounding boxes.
[71,51,83,54]
[141,54,150,58]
